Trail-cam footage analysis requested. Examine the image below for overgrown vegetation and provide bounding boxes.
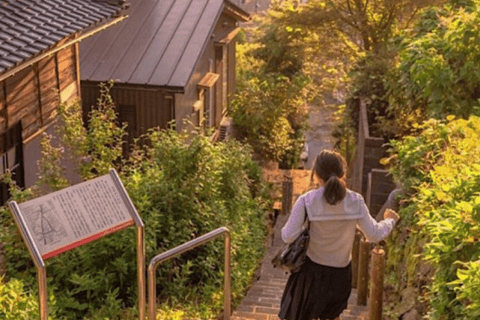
[0,86,270,319]
[231,0,438,166]
[263,0,480,318]
[381,0,480,137]
[365,1,480,318]
[231,1,480,318]
[5,1,480,319]
[230,2,311,168]
[384,116,480,319]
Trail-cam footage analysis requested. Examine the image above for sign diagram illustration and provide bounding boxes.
[26,201,68,247]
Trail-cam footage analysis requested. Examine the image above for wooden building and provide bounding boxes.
[0,0,127,203]
[80,0,250,141]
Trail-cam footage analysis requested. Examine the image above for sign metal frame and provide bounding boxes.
[8,169,145,320]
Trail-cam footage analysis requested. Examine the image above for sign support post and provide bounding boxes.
[136,225,145,320]
[109,169,146,319]
[9,201,49,320]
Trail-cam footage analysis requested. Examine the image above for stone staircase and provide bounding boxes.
[231,169,369,320]
[232,288,368,320]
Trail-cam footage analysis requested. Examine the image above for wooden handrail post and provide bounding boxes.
[369,245,385,320]
[351,231,361,288]
[282,172,293,215]
[357,237,370,306]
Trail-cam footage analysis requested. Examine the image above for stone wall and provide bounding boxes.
[366,169,397,219]
[350,99,396,217]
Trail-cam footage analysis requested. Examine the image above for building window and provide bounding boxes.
[0,123,24,205]
[197,72,219,129]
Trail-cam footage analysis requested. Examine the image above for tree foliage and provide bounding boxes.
[255,0,438,148]
[231,3,311,168]
[385,1,480,134]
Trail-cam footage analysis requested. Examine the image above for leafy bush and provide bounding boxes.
[123,129,269,317]
[0,277,58,320]
[57,81,126,180]
[229,70,309,167]
[385,115,480,319]
[0,92,270,319]
[385,1,480,134]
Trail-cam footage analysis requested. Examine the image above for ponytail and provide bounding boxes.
[312,150,347,205]
[323,175,347,205]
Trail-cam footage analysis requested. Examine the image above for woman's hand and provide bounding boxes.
[384,208,400,223]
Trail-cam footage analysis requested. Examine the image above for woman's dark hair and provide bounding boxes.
[311,149,347,205]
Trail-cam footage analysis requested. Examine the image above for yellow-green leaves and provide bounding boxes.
[447,115,456,122]
[388,115,480,319]
[387,4,480,126]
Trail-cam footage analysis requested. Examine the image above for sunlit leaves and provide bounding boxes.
[387,115,480,319]
[1,92,271,319]
[387,2,480,125]
[232,7,311,167]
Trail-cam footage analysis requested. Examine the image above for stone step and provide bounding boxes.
[231,311,369,320]
[232,295,369,320]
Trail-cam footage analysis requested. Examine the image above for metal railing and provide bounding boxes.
[147,227,231,320]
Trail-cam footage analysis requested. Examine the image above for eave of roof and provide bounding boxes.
[0,0,127,81]
[224,0,250,22]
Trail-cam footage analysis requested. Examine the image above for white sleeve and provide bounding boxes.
[281,196,307,244]
[357,200,395,243]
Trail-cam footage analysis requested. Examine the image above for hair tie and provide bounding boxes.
[329,173,337,179]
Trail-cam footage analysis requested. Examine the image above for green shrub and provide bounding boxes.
[385,115,480,319]
[229,71,309,167]
[123,129,269,318]
[0,92,270,319]
[0,277,58,320]
[385,1,480,132]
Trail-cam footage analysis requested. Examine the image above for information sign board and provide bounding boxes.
[16,173,134,259]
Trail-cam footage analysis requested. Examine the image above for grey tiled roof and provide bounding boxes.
[0,0,126,75]
[80,0,249,88]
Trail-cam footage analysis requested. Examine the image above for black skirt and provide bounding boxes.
[278,257,352,320]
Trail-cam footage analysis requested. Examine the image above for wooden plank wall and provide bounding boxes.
[214,46,224,127]
[5,66,41,139]
[0,83,5,133]
[227,40,236,107]
[81,83,173,139]
[0,44,80,142]
[38,55,59,126]
[57,45,78,105]
[113,87,172,135]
